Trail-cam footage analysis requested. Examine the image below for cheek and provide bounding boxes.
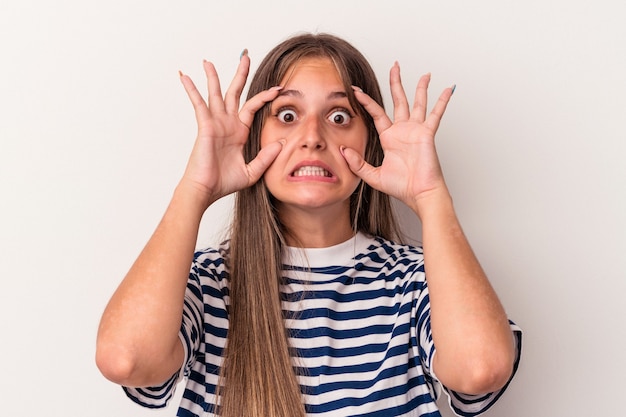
[259,121,279,148]
[351,134,368,158]
[348,124,369,155]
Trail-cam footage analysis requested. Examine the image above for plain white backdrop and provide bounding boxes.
[1,1,624,416]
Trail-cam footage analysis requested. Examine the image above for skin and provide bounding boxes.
[261,58,368,247]
[96,52,516,396]
[343,63,516,394]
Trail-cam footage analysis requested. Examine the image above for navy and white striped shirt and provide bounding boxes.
[125,232,522,416]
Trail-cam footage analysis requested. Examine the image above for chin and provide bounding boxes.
[276,195,351,212]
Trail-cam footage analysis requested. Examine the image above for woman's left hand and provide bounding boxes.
[341,63,454,212]
[343,65,517,395]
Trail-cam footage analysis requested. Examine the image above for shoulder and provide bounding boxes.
[191,241,230,283]
[349,234,426,285]
[193,240,229,264]
[357,234,424,265]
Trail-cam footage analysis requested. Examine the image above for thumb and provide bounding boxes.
[340,146,381,189]
[246,140,284,185]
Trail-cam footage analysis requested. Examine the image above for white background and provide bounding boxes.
[1,1,625,416]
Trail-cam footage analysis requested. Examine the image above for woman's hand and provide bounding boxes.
[341,62,454,215]
[343,64,517,394]
[178,52,283,208]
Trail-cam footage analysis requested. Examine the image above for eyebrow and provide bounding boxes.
[277,89,348,100]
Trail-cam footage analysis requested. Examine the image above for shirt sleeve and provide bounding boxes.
[122,252,206,409]
[416,278,523,416]
[432,322,522,417]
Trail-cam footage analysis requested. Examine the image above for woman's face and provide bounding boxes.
[260,57,368,218]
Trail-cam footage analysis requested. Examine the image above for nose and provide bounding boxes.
[298,116,326,150]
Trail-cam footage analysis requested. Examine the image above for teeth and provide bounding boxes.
[293,166,331,177]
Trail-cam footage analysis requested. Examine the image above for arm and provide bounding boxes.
[341,64,515,394]
[413,189,515,395]
[96,54,284,387]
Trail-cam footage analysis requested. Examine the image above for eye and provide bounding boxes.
[276,108,297,123]
[328,109,352,126]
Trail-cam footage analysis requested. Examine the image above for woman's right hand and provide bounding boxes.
[97,52,285,388]
[178,52,283,208]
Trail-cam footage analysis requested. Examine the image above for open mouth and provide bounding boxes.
[291,166,333,177]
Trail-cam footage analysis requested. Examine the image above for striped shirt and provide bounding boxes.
[124,232,522,416]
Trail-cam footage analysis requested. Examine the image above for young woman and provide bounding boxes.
[96,33,521,417]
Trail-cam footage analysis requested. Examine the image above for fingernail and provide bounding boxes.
[240,49,248,60]
[270,85,284,92]
[178,70,184,78]
[351,85,364,93]
[451,84,457,95]
[339,145,347,156]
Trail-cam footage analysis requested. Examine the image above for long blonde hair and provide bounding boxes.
[220,33,401,416]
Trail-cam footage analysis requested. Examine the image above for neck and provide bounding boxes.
[277,203,354,248]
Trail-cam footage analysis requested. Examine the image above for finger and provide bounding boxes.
[179,72,209,126]
[203,60,226,113]
[238,86,283,128]
[224,50,251,114]
[246,140,284,184]
[352,86,392,133]
[411,73,431,123]
[390,62,410,121]
[340,145,382,191]
[425,85,454,132]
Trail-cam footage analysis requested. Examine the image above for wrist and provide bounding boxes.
[173,179,217,215]
[409,186,455,222]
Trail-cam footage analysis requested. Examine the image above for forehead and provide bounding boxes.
[280,56,344,87]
